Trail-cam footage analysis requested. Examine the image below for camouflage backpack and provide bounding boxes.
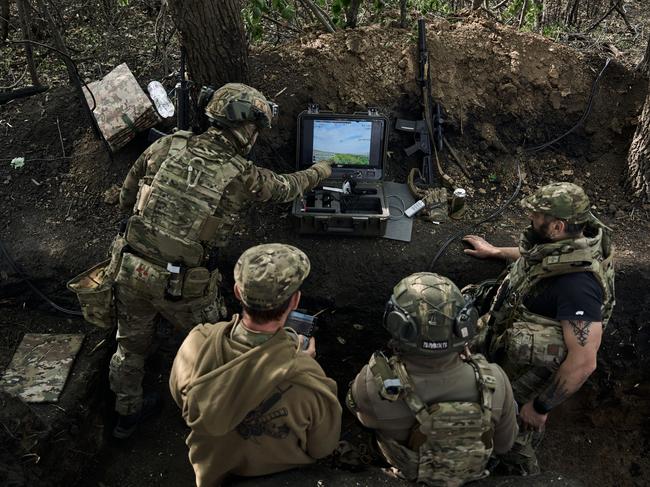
[369,353,496,487]
[125,130,248,269]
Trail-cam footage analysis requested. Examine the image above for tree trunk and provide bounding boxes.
[625,80,650,200]
[637,37,650,76]
[16,0,41,86]
[1,0,9,43]
[167,0,248,88]
[346,0,362,28]
[472,0,482,9]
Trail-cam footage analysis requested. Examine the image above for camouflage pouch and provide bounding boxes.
[182,267,210,298]
[67,260,115,328]
[505,322,566,367]
[114,252,170,298]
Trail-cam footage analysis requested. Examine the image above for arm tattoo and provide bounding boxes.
[568,320,592,347]
[536,376,570,411]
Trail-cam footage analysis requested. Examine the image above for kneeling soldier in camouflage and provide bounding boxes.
[107,83,332,438]
[347,272,518,486]
[169,243,342,486]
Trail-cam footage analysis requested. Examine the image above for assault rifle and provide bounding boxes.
[149,46,191,142]
[395,19,446,186]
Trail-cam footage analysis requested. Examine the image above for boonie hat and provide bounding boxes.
[234,243,310,310]
[521,182,592,224]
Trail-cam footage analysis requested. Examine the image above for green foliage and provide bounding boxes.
[503,0,543,30]
[410,0,452,15]
[244,0,296,41]
[541,22,568,39]
[117,0,129,6]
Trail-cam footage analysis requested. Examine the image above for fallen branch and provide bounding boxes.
[262,14,303,34]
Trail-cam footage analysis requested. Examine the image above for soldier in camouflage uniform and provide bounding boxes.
[347,273,518,487]
[462,182,615,475]
[169,243,341,486]
[108,84,332,438]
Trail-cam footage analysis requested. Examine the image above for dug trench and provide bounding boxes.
[1,18,650,487]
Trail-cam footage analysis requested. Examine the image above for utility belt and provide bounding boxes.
[115,245,221,302]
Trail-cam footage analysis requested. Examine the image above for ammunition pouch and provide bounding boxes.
[67,260,115,329]
[504,321,566,368]
[67,234,128,328]
[113,250,220,301]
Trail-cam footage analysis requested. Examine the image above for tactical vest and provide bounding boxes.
[125,130,248,268]
[489,226,615,371]
[369,353,496,487]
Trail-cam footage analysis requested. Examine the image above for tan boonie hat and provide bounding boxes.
[234,243,310,310]
[521,182,593,224]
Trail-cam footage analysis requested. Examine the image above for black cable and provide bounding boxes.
[428,57,612,271]
[0,239,83,316]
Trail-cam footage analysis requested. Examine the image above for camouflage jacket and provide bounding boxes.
[119,127,327,264]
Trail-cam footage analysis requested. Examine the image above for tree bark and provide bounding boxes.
[625,79,650,200]
[637,37,650,76]
[16,0,41,86]
[472,0,482,9]
[346,0,362,28]
[167,0,248,88]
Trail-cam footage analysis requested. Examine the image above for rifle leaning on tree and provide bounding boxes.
[149,46,191,142]
[396,19,454,188]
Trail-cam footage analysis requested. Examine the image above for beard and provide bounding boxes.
[529,220,554,244]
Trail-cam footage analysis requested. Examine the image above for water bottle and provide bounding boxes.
[147,81,175,119]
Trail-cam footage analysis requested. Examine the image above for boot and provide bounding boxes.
[112,392,161,439]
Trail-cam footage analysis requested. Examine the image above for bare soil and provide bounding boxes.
[1,11,649,487]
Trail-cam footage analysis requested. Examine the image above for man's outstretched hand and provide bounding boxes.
[462,235,501,259]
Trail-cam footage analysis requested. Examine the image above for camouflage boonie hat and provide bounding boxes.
[521,182,592,224]
[234,244,310,310]
[205,83,275,129]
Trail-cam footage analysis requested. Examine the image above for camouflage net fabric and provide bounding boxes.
[0,334,84,403]
[83,63,160,152]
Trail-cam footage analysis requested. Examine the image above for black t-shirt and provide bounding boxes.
[523,272,603,322]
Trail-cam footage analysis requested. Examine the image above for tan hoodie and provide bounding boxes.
[169,315,342,486]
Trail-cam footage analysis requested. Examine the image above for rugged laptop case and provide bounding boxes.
[291,108,390,237]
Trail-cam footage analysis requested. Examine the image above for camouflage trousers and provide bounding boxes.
[496,365,552,476]
[109,283,224,415]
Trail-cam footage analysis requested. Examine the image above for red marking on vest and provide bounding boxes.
[135,264,149,280]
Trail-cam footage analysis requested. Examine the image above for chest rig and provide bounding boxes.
[488,227,615,370]
[369,353,496,487]
[126,130,247,268]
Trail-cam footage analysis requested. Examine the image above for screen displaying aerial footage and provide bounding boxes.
[312,120,372,166]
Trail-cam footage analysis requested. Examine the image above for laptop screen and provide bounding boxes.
[298,114,386,177]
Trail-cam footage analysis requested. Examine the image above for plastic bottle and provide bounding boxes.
[147,81,175,118]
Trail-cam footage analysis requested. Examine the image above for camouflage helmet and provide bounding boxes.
[205,83,277,130]
[383,273,477,356]
[234,243,310,311]
[521,182,592,224]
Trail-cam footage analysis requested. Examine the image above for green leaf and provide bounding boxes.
[281,5,295,20]
[332,3,341,14]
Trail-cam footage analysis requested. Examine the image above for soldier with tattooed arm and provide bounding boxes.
[463,182,615,475]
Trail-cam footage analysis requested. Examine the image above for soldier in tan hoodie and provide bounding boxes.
[169,243,342,486]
